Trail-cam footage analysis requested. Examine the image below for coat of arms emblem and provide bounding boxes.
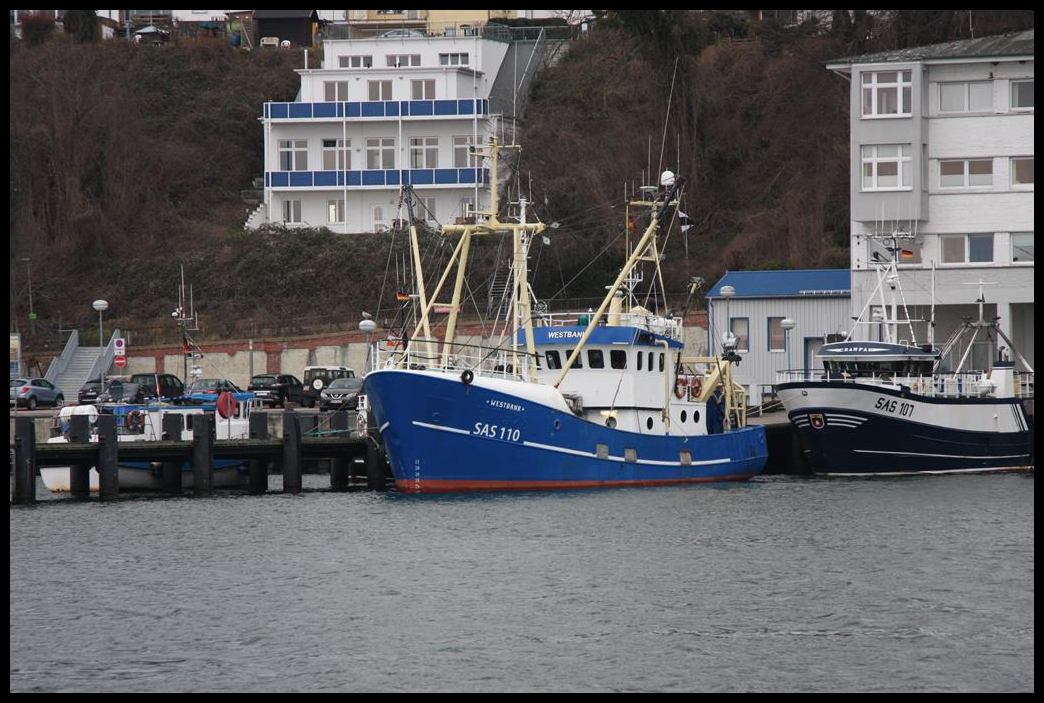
[810,414,826,429]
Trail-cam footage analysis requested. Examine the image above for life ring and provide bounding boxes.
[461,369,474,385]
[674,375,689,400]
[691,376,703,399]
[125,410,144,432]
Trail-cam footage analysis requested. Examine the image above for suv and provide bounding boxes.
[301,365,355,408]
[319,377,365,411]
[248,374,303,407]
[11,378,63,409]
[130,373,185,401]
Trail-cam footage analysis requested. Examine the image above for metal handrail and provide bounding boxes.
[44,330,79,384]
[775,369,1035,399]
[85,329,122,383]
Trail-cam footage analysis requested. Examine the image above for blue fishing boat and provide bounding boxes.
[362,142,767,493]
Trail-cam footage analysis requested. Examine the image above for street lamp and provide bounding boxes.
[781,318,796,379]
[93,299,109,386]
[720,285,736,353]
[359,317,377,373]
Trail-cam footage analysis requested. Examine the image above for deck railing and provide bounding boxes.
[775,370,1035,399]
[372,338,538,380]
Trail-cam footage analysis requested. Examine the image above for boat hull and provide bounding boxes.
[777,382,1034,475]
[39,461,250,492]
[365,369,768,493]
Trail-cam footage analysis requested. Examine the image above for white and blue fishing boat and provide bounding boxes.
[776,235,1034,475]
[362,142,767,493]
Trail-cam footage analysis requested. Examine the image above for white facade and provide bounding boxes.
[829,32,1034,371]
[258,35,513,233]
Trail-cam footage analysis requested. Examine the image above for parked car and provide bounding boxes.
[78,375,140,405]
[319,377,365,411]
[11,378,63,409]
[248,374,303,407]
[184,378,242,398]
[301,366,355,408]
[130,373,185,400]
[96,380,151,405]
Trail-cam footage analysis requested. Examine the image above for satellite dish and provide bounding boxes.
[660,170,676,187]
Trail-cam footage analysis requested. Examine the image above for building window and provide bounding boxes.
[387,54,420,68]
[939,81,992,113]
[730,318,749,352]
[409,136,438,169]
[454,136,476,167]
[322,139,350,170]
[282,199,302,224]
[1012,233,1034,263]
[1011,80,1034,111]
[411,79,435,100]
[278,140,308,171]
[366,138,395,169]
[940,234,994,264]
[939,159,992,189]
[419,196,436,223]
[768,317,786,352]
[439,52,469,66]
[323,81,348,102]
[367,80,392,101]
[861,144,912,190]
[1012,157,1034,186]
[340,55,373,68]
[861,70,912,117]
[327,199,344,224]
[610,349,627,369]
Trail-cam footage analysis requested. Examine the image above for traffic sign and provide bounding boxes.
[114,337,126,353]
[114,355,127,369]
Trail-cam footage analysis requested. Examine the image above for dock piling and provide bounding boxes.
[248,412,269,494]
[161,414,185,494]
[13,417,37,505]
[329,411,350,491]
[68,415,91,499]
[97,415,119,501]
[192,412,215,496]
[282,411,302,494]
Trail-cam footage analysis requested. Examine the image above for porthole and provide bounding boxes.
[646,417,654,430]
[692,410,700,423]
[681,410,688,422]
[605,417,617,429]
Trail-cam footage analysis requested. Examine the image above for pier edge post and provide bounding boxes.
[14,417,37,505]
[97,415,119,501]
[192,412,215,497]
[248,412,269,494]
[162,414,185,494]
[282,411,302,494]
[69,415,91,499]
[330,411,350,491]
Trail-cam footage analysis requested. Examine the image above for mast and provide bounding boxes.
[552,177,683,388]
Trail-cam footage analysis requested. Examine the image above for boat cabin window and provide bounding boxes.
[545,350,561,370]
[659,353,665,372]
[648,351,655,373]
[824,359,935,377]
[587,349,605,369]
[637,352,643,371]
[565,350,582,369]
[610,350,627,369]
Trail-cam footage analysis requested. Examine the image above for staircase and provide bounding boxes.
[487,267,513,319]
[54,347,104,402]
[243,201,268,231]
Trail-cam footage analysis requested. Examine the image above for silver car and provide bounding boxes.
[11,377,64,409]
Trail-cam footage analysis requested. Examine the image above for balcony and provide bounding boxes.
[266,168,490,189]
[264,99,489,121]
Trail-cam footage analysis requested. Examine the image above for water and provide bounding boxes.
[10,474,1034,692]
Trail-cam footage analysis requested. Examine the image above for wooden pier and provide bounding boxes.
[11,410,390,504]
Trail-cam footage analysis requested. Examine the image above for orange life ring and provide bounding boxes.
[674,375,688,400]
[125,410,144,432]
[691,377,703,399]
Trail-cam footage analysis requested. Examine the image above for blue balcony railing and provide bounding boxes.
[264,99,489,121]
[266,168,490,189]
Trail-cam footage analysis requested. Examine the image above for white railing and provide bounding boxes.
[776,370,1034,399]
[372,339,538,381]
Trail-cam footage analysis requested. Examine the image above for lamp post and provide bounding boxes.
[781,318,796,380]
[93,299,109,386]
[359,318,377,373]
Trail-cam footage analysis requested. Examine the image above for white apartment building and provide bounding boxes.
[827,30,1034,372]
[255,34,517,234]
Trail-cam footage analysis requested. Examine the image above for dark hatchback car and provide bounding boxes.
[247,374,303,407]
[130,373,185,401]
[319,377,365,411]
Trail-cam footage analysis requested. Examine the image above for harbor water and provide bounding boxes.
[10,473,1034,692]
